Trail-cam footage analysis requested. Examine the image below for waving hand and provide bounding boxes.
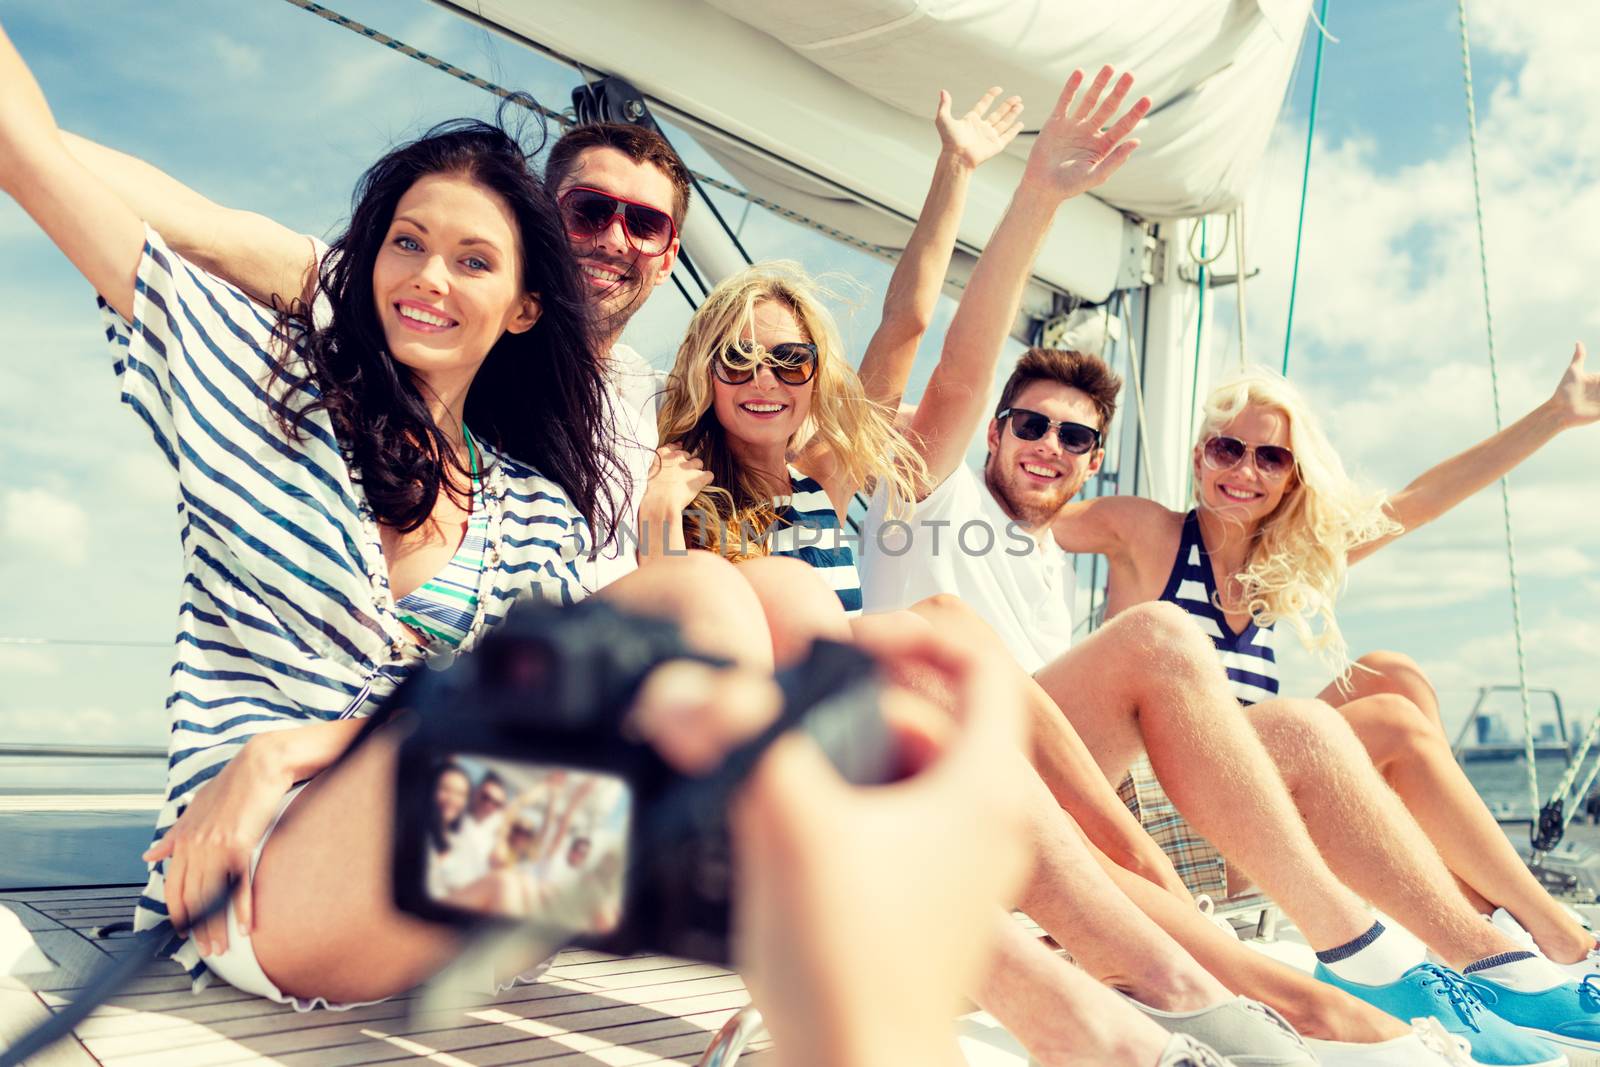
[1022,66,1150,201]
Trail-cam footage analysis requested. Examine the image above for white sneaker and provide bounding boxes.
[1156,1032,1237,1066]
[1490,906,1600,981]
[1305,1018,1472,1066]
[1196,894,1241,941]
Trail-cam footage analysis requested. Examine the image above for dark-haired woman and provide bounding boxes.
[425,762,475,899]
[0,22,776,1006]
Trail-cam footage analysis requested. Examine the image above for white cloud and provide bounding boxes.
[1198,7,1600,717]
[0,646,61,676]
[1,488,90,567]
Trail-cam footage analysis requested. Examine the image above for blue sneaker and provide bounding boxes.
[1466,972,1600,1055]
[1314,962,1566,1066]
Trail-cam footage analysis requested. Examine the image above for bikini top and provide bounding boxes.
[395,431,489,649]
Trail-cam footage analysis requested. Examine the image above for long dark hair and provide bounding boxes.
[272,112,619,537]
[428,760,471,854]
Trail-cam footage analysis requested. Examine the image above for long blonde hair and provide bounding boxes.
[1196,367,1401,672]
[656,261,926,558]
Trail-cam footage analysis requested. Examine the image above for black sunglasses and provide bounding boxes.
[996,407,1102,455]
[712,340,819,386]
[1202,435,1296,480]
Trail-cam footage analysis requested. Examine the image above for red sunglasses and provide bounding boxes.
[558,186,677,257]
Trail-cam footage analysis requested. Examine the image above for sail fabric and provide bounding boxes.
[703,0,1309,219]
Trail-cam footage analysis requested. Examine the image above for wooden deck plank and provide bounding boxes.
[28,929,113,994]
[1,887,143,906]
[82,987,753,1062]
[1,900,64,933]
[0,977,99,1066]
[1,888,801,1067]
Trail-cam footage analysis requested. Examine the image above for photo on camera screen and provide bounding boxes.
[424,756,631,935]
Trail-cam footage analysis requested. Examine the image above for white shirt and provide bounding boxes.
[858,464,1075,674]
[576,343,661,593]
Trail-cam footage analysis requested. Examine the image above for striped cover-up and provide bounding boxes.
[766,465,862,616]
[1117,509,1282,898]
[102,228,588,988]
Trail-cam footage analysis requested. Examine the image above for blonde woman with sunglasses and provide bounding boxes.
[1053,354,1600,976]
[642,86,1029,598]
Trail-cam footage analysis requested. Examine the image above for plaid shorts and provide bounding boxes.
[1116,753,1228,898]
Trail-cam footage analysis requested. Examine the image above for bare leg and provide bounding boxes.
[979,915,1174,1067]
[1009,767,1231,1011]
[1028,601,1374,951]
[1322,651,1597,964]
[909,595,1192,900]
[250,552,777,1001]
[736,554,853,664]
[1247,697,1521,968]
[1085,839,1409,1043]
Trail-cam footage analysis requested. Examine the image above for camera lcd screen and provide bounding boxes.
[425,756,632,935]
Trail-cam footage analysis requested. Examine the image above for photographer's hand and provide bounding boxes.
[631,629,1029,1067]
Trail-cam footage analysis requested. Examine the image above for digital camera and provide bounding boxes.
[389,598,894,965]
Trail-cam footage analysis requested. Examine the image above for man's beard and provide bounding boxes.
[984,457,1077,530]
[592,274,650,342]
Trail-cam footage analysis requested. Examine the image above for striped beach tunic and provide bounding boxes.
[104,228,588,988]
[766,465,863,616]
[1118,509,1281,897]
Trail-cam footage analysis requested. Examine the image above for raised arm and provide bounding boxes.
[854,87,1024,413]
[1349,343,1598,564]
[0,21,144,320]
[61,131,317,307]
[906,68,1149,491]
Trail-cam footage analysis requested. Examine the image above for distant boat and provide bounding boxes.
[1452,685,1575,763]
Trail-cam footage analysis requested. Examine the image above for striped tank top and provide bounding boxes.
[767,465,862,616]
[1157,509,1280,706]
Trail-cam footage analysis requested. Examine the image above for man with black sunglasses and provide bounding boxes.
[860,62,1600,1067]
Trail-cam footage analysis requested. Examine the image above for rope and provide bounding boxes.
[1564,718,1600,833]
[1233,206,1249,369]
[278,0,900,263]
[1455,0,1540,835]
[1282,0,1331,376]
[1186,210,1231,266]
[1549,705,1600,831]
[1186,217,1210,502]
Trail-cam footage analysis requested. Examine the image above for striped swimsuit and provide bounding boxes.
[103,228,588,988]
[766,465,863,616]
[1118,509,1280,897]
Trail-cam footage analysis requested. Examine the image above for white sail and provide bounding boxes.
[459,0,1307,304]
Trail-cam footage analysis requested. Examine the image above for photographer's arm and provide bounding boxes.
[632,629,1027,1067]
[60,131,318,307]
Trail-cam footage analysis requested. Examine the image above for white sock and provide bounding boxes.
[1317,921,1425,986]
[1465,950,1568,993]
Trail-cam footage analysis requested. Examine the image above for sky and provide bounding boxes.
[0,0,1595,777]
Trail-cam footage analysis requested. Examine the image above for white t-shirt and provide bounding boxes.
[858,464,1076,674]
[577,342,661,593]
